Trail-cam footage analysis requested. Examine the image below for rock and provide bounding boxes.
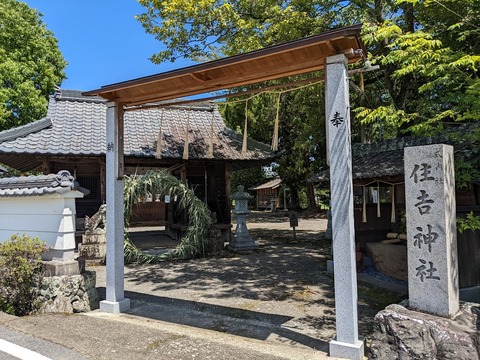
[82,271,97,289]
[42,296,73,313]
[34,271,99,314]
[366,242,408,281]
[369,302,480,359]
[85,287,100,310]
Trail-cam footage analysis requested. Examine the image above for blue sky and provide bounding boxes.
[23,1,194,91]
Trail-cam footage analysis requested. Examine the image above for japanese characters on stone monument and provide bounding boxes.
[404,144,459,318]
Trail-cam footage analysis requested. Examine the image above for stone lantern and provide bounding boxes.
[229,185,257,251]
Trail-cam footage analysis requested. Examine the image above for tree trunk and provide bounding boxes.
[305,180,317,211]
[403,3,415,33]
[289,186,301,210]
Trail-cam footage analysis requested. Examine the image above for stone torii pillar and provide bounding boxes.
[100,101,130,313]
[325,54,364,359]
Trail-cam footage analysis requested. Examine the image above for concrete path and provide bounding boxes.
[0,310,336,360]
[0,313,91,360]
[0,212,374,360]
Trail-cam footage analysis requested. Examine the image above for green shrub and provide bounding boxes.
[0,234,47,316]
[457,212,480,233]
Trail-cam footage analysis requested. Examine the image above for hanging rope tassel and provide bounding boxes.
[271,93,281,151]
[362,186,367,223]
[391,185,396,223]
[376,182,381,218]
[207,103,215,158]
[155,109,165,159]
[183,110,191,160]
[242,99,248,155]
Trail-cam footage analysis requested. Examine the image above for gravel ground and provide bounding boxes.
[91,211,405,353]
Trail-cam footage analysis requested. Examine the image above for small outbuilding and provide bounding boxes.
[250,178,282,210]
[0,170,88,262]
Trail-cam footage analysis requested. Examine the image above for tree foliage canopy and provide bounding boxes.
[359,0,480,136]
[0,0,66,131]
[137,0,349,63]
[137,0,480,208]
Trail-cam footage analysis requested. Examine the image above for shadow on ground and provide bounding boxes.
[100,212,404,351]
[96,288,330,352]
[243,210,327,224]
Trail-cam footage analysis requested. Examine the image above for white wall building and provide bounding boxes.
[0,170,88,261]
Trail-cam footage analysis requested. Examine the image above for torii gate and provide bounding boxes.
[84,24,366,360]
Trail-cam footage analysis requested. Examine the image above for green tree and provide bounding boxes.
[230,167,267,195]
[356,0,480,137]
[0,0,66,130]
[136,1,354,210]
[137,0,479,138]
[274,84,326,210]
[137,0,350,63]
[137,0,480,208]
[221,82,325,210]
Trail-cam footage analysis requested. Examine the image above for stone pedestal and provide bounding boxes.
[228,186,257,251]
[78,232,106,261]
[44,259,85,276]
[330,339,364,360]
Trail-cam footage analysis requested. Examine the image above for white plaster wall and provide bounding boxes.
[0,191,84,261]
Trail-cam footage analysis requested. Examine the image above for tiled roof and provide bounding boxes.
[0,170,88,197]
[0,118,52,143]
[0,90,274,162]
[251,178,282,190]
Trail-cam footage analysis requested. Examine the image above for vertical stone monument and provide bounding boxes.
[229,185,257,251]
[326,54,364,360]
[404,144,459,317]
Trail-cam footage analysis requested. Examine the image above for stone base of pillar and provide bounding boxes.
[228,235,258,252]
[329,339,364,360]
[227,243,258,252]
[100,298,131,314]
[44,259,85,276]
[43,248,75,262]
